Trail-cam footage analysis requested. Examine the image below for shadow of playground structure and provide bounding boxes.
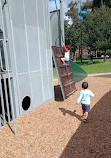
[60,90,111,158]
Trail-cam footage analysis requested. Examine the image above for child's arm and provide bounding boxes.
[63,43,69,52]
[77,91,83,103]
[89,91,94,97]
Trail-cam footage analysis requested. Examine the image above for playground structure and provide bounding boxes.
[52,46,76,99]
[0,1,110,156]
[52,45,87,99]
[50,10,61,46]
[0,0,54,134]
[0,0,86,135]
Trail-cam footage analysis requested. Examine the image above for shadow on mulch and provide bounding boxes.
[54,85,63,101]
[59,108,82,122]
[59,90,111,158]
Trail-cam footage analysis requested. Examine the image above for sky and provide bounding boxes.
[49,0,87,18]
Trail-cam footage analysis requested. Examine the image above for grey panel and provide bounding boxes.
[50,10,60,46]
[26,26,40,71]
[42,70,49,101]
[6,41,11,70]
[5,0,54,120]
[47,48,52,69]
[30,72,43,108]
[24,0,37,27]
[36,0,44,28]
[18,74,32,114]
[2,8,8,38]
[43,0,51,69]
[12,77,20,118]
[39,30,47,69]
[9,0,25,26]
[48,68,54,99]
[13,25,28,73]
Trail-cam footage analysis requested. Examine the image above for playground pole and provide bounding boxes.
[60,0,64,43]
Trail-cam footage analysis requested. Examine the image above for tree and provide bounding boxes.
[93,0,111,8]
[65,1,79,21]
[65,1,82,54]
[82,5,111,62]
[64,19,81,54]
[81,0,93,10]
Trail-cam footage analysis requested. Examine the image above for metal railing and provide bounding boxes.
[0,0,16,135]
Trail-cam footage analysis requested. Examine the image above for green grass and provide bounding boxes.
[75,58,111,74]
[53,58,111,77]
[53,67,57,78]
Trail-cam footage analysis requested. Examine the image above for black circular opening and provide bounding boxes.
[22,96,31,111]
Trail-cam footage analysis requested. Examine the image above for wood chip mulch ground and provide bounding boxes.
[0,76,111,158]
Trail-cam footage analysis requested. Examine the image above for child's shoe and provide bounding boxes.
[84,119,88,123]
[62,62,67,65]
[81,115,85,119]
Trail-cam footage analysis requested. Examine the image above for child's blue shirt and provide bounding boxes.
[77,89,94,105]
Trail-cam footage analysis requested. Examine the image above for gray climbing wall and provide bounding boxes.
[0,0,54,125]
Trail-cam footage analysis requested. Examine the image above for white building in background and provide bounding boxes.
[0,0,57,133]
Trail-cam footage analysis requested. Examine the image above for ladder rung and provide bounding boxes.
[61,72,72,77]
[58,64,70,68]
[66,89,77,98]
[63,81,75,87]
[55,56,63,58]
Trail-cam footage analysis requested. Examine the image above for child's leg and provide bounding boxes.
[85,105,90,119]
[85,112,88,119]
[83,110,85,115]
[81,104,85,116]
[61,58,65,63]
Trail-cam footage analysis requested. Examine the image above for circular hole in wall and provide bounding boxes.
[22,96,31,111]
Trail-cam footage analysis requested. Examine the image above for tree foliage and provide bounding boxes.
[93,0,111,8]
[64,20,81,50]
[65,1,79,21]
[65,0,81,53]
[81,0,93,10]
[64,0,111,62]
[82,5,111,61]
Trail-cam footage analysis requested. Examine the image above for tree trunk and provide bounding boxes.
[96,50,97,58]
[104,49,106,62]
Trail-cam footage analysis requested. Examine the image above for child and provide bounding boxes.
[61,42,70,65]
[77,82,94,123]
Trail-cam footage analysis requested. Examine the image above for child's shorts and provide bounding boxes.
[81,104,90,112]
[62,57,69,61]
